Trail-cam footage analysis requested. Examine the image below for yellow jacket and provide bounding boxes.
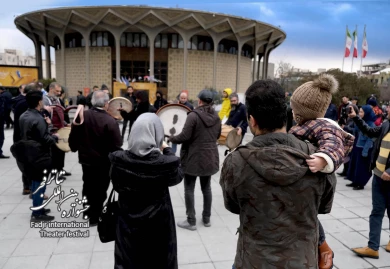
[218,88,233,120]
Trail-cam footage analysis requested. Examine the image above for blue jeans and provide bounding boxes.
[172,143,177,154]
[368,175,390,250]
[31,181,46,216]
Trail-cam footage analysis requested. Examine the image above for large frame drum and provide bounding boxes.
[156,104,191,138]
[107,97,132,120]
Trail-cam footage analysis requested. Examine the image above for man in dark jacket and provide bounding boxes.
[225,93,248,143]
[122,85,136,140]
[178,91,194,110]
[0,87,14,129]
[348,107,390,259]
[76,91,86,106]
[324,103,338,121]
[153,90,168,110]
[170,89,221,230]
[171,91,194,153]
[120,90,156,135]
[220,80,335,269]
[17,89,58,221]
[86,85,99,109]
[69,90,122,226]
[12,84,31,195]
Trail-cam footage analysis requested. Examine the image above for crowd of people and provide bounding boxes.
[0,75,389,269]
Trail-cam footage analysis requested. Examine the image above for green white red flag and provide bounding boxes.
[362,30,368,58]
[345,28,352,57]
[353,30,358,58]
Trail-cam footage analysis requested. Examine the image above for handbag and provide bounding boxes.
[97,188,118,243]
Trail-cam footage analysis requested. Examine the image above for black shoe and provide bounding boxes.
[346,183,357,187]
[89,222,98,227]
[353,186,364,190]
[0,154,10,159]
[58,176,66,181]
[61,170,72,176]
[31,214,55,222]
[44,208,51,214]
[337,172,347,177]
[22,189,31,195]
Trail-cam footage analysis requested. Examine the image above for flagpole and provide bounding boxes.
[360,25,366,77]
[351,25,357,73]
[342,25,347,72]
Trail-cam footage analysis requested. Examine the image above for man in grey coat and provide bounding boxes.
[170,89,221,230]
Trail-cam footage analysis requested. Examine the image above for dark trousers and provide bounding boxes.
[121,119,131,140]
[81,164,111,223]
[319,220,325,246]
[368,175,390,250]
[184,174,212,225]
[0,116,4,155]
[51,144,65,171]
[31,180,46,216]
[4,109,13,128]
[16,160,31,190]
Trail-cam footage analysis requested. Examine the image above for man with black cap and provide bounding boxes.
[15,87,58,221]
[169,89,221,230]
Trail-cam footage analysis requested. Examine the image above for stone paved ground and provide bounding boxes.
[0,127,389,269]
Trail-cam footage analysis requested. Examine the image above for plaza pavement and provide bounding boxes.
[0,127,389,269]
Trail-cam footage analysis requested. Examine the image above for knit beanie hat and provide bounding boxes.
[290,74,339,124]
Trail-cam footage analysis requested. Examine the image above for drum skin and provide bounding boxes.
[156,104,191,137]
[218,125,234,145]
[56,127,71,152]
[218,124,242,149]
[107,97,133,120]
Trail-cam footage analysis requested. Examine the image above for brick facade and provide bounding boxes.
[168,49,252,101]
[55,47,111,97]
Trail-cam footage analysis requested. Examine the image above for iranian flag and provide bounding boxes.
[362,30,368,58]
[353,30,358,58]
[345,28,352,57]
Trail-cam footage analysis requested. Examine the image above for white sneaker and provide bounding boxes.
[177,220,197,231]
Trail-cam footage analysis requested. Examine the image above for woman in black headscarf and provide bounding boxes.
[109,113,183,269]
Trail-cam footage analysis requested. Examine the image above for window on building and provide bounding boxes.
[133,34,140,47]
[171,34,178,48]
[162,34,168,48]
[126,34,132,47]
[198,41,204,50]
[91,33,97,46]
[103,32,108,46]
[97,32,103,46]
[178,35,184,49]
[81,38,85,47]
[141,34,147,48]
[155,34,161,48]
[120,34,126,47]
[191,36,198,50]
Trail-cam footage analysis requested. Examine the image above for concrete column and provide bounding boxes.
[114,34,121,81]
[45,45,51,79]
[264,49,273,79]
[236,46,242,93]
[257,54,263,80]
[84,34,90,87]
[34,40,43,79]
[59,35,66,85]
[149,36,155,82]
[183,37,189,90]
[213,43,218,89]
[262,50,268,79]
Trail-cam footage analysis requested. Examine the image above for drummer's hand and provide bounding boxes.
[236,127,242,136]
[44,116,51,125]
[161,141,169,150]
[52,133,60,138]
[44,106,52,114]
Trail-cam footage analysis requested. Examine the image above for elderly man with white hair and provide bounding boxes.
[69,90,122,226]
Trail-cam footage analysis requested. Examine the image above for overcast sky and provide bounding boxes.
[1,0,389,73]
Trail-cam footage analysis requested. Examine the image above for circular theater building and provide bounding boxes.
[15,6,286,100]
